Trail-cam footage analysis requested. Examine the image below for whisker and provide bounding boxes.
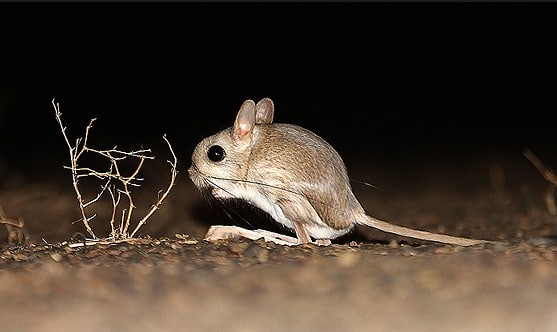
[192,161,353,217]
[205,178,238,199]
[207,175,312,199]
[350,178,382,190]
[215,198,254,228]
[203,176,255,228]
[204,174,349,215]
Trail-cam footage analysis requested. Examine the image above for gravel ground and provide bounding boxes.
[1,153,557,331]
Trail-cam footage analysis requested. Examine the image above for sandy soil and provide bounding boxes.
[1,152,556,331]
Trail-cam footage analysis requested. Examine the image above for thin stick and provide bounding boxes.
[523,148,557,185]
[53,98,97,239]
[0,206,24,228]
[120,156,146,235]
[108,185,121,238]
[130,135,178,238]
[524,148,557,215]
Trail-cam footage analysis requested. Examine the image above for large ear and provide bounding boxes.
[232,99,256,141]
[255,98,274,124]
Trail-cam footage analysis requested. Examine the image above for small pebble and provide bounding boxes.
[256,248,269,264]
[50,253,63,262]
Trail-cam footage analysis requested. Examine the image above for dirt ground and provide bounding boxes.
[1,151,557,331]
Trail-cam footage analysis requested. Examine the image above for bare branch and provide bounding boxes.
[108,186,122,238]
[130,134,178,238]
[524,148,557,215]
[82,179,111,208]
[523,148,557,186]
[545,184,557,215]
[52,99,73,153]
[85,147,154,160]
[53,99,97,239]
[1,206,27,245]
[0,206,24,228]
[54,100,178,241]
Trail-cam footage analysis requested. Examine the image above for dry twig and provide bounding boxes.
[52,98,178,240]
[523,148,557,215]
[0,206,27,245]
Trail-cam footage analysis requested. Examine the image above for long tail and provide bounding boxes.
[359,215,492,246]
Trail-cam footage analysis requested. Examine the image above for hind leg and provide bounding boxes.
[293,222,312,244]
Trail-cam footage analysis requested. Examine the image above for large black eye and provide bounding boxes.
[207,145,226,162]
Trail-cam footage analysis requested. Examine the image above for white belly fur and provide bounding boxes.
[212,179,353,240]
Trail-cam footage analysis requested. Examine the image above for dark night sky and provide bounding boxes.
[1,3,557,176]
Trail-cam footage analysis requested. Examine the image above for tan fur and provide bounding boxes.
[189,98,493,246]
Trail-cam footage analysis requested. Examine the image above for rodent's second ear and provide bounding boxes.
[233,99,256,141]
[255,98,274,124]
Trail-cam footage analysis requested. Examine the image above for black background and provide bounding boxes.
[1,3,556,178]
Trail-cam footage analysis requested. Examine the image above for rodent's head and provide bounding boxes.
[188,98,274,191]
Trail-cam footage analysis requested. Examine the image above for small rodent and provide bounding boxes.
[188,98,491,246]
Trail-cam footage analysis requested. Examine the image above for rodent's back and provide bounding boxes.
[249,123,366,226]
[251,123,348,183]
